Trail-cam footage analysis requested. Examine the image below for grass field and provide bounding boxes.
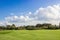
[0,30,60,40]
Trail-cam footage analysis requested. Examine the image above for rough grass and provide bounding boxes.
[0,30,60,40]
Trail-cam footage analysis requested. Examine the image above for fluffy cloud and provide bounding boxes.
[34,5,60,24]
[4,15,35,26]
[0,4,60,26]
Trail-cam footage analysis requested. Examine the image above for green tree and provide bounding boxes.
[25,25,36,30]
[6,25,11,30]
[11,24,16,30]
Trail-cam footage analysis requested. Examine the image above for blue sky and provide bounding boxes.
[0,0,60,20]
[0,0,60,26]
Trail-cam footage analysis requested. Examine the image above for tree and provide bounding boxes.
[42,23,51,29]
[11,24,16,30]
[36,24,43,27]
[0,26,3,30]
[25,25,36,30]
[59,23,60,29]
[6,25,11,30]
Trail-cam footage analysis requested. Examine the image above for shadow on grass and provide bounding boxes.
[0,30,12,34]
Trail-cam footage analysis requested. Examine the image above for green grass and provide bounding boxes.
[0,30,60,40]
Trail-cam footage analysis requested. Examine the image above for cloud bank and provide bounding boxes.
[0,4,60,26]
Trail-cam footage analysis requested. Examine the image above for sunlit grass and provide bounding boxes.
[0,30,60,40]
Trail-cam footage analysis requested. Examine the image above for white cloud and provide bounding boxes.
[0,4,60,26]
[34,4,60,25]
[29,12,32,15]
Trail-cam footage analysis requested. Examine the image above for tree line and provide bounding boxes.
[0,23,60,30]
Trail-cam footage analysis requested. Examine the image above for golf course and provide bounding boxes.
[0,30,60,40]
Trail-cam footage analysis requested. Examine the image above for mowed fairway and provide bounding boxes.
[0,30,60,40]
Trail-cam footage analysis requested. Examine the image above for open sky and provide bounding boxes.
[0,0,60,26]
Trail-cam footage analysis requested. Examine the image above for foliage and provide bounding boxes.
[0,23,60,30]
